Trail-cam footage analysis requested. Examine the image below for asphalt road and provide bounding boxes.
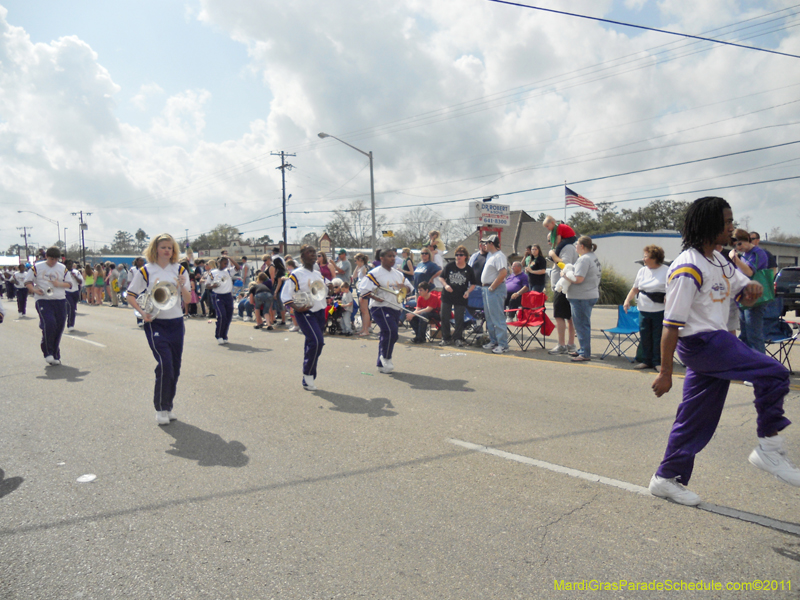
[2,301,800,599]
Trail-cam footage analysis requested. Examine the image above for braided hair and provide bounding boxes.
[681,196,730,252]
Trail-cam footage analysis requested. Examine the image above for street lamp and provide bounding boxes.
[63,227,68,259]
[18,211,60,248]
[318,132,376,255]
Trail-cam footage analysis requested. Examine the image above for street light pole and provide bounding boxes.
[17,211,60,248]
[64,227,68,259]
[318,132,376,255]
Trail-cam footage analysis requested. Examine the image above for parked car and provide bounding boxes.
[775,266,800,317]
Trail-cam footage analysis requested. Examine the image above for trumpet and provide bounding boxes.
[292,279,327,310]
[377,285,409,304]
[136,279,179,319]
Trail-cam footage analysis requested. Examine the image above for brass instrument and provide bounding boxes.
[292,279,327,310]
[373,283,427,321]
[136,279,179,319]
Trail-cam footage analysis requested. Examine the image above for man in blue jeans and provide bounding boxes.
[729,228,769,354]
[479,234,509,354]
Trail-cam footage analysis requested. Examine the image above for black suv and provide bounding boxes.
[775,266,800,316]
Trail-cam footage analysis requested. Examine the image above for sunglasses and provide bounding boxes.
[455,253,467,257]
[421,252,430,255]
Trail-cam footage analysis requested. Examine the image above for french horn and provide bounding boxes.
[136,279,179,319]
[292,279,327,310]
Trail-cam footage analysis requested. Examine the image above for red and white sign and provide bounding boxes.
[469,201,510,227]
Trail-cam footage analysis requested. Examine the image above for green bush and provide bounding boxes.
[599,265,630,306]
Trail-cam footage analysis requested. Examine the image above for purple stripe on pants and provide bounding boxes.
[295,308,326,378]
[212,292,234,340]
[36,299,67,360]
[144,317,184,412]
[370,306,400,366]
[655,330,790,484]
[65,290,79,328]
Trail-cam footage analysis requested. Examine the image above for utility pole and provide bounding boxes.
[16,226,32,261]
[71,211,92,264]
[271,151,295,253]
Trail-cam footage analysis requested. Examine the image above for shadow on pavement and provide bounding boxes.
[388,372,474,392]
[221,343,271,354]
[0,468,23,499]
[36,365,90,383]
[161,421,249,467]
[314,390,398,418]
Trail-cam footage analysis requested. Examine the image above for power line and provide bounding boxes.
[487,0,800,60]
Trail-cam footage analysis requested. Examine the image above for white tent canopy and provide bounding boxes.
[0,256,21,267]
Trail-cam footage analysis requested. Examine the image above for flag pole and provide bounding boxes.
[564,181,567,222]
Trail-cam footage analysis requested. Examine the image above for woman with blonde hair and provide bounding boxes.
[93,264,105,305]
[82,265,94,304]
[126,233,192,425]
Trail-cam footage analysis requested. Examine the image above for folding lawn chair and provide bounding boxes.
[599,306,640,362]
[463,287,485,345]
[765,319,799,374]
[505,291,554,351]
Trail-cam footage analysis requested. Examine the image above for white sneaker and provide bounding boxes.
[749,437,800,486]
[303,375,317,391]
[648,474,701,506]
[217,339,225,345]
[288,325,299,332]
[52,359,61,366]
[492,346,508,354]
[566,344,577,353]
[482,342,497,350]
[45,355,57,365]
[379,356,394,374]
[155,411,170,425]
[168,411,177,421]
[243,316,251,322]
[67,326,75,332]
[548,345,567,355]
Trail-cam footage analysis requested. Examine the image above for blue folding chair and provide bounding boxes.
[463,287,485,344]
[599,306,640,362]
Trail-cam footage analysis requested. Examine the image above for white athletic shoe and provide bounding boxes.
[492,346,508,354]
[566,344,578,353]
[548,345,567,355]
[217,339,225,345]
[155,411,170,425]
[67,326,75,332]
[648,474,701,506]
[302,375,317,391]
[45,355,57,365]
[749,437,800,486]
[379,356,394,374]
[288,325,299,332]
[482,342,497,350]
[168,411,177,421]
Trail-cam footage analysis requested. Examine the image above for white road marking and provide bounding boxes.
[63,335,106,348]
[447,438,650,495]
[447,438,800,535]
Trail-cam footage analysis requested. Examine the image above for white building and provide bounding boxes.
[592,231,683,283]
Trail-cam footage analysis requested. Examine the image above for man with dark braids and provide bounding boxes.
[649,196,800,506]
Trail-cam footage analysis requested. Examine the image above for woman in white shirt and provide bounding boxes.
[624,245,669,370]
[126,233,192,425]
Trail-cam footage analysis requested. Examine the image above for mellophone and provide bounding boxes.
[365,284,429,322]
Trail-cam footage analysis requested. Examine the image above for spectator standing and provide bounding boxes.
[547,241,578,355]
[334,249,352,284]
[400,248,415,284]
[82,265,94,305]
[250,272,274,330]
[566,236,601,362]
[729,228,770,354]
[118,263,129,305]
[524,244,547,293]
[480,234,509,354]
[93,264,104,306]
[108,263,120,307]
[353,253,372,336]
[318,252,333,282]
[624,245,668,370]
[469,241,488,283]
[438,244,476,347]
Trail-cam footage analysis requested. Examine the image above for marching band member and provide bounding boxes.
[13,264,28,318]
[129,257,146,327]
[24,246,74,366]
[126,233,191,426]
[357,248,413,374]
[64,260,84,331]
[206,256,238,345]
[281,245,327,391]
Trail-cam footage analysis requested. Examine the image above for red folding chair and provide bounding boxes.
[506,291,554,351]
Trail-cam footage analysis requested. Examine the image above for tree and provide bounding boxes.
[567,199,690,236]
[191,224,241,251]
[134,229,149,252]
[111,230,135,254]
[768,227,800,244]
[301,232,320,248]
[325,200,387,248]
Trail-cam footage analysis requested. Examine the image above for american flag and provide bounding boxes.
[565,186,597,210]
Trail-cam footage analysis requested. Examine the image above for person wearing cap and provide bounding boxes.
[479,234,509,354]
[334,249,352,285]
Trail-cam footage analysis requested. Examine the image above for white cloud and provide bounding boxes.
[1,1,799,253]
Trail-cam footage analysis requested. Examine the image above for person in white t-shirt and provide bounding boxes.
[648,196,799,507]
[126,234,192,426]
[623,245,668,370]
